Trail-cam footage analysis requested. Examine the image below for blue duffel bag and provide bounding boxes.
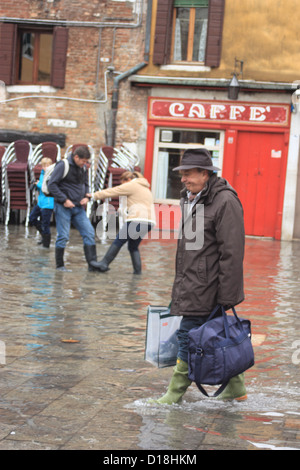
[188,304,254,397]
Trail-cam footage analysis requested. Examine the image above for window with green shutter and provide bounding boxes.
[172,0,209,62]
[153,0,225,67]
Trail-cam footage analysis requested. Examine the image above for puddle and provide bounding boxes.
[0,227,299,450]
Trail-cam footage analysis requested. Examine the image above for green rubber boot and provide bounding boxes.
[156,358,192,405]
[218,373,247,401]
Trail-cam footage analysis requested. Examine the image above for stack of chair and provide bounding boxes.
[29,141,61,178]
[2,140,33,225]
[111,145,140,171]
[98,146,125,213]
[100,145,141,211]
[93,145,142,236]
[0,145,6,222]
[92,148,111,233]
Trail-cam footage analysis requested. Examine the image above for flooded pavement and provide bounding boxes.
[0,225,299,451]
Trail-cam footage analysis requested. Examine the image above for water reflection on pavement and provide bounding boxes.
[0,226,299,450]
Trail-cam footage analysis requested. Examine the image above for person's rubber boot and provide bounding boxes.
[41,233,51,248]
[36,223,43,235]
[83,244,106,272]
[36,223,43,244]
[96,243,121,272]
[155,358,192,405]
[55,247,71,272]
[218,373,247,401]
[129,250,142,274]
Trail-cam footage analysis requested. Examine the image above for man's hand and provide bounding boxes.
[64,199,75,208]
[80,197,89,206]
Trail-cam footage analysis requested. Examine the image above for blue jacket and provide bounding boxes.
[47,155,89,206]
[36,170,54,210]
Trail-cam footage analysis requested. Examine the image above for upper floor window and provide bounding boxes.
[171,0,208,63]
[0,23,68,88]
[153,0,225,68]
[17,29,53,84]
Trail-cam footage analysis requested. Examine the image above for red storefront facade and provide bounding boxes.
[144,97,291,240]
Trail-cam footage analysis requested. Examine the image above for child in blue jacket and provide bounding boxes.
[29,157,54,248]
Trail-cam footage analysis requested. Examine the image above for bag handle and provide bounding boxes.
[222,305,244,338]
[206,304,222,322]
[196,382,229,398]
[207,304,244,339]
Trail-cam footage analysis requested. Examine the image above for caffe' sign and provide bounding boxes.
[148,98,290,126]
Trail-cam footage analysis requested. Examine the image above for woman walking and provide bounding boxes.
[91,171,156,274]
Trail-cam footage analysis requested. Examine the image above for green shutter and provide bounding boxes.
[174,0,208,7]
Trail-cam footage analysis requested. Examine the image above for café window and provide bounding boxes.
[17,29,53,84]
[171,0,209,62]
[152,128,224,202]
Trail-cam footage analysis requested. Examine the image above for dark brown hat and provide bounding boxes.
[173,148,220,172]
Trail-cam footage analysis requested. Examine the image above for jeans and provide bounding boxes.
[113,221,153,252]
[29,205,53,235]
[54,203,95,248]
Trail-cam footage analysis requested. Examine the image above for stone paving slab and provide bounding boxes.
[0,226,299,452]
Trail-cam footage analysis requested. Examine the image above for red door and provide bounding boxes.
[232,131,288,239]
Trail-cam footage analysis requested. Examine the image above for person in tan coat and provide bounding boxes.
[91,171,156,274]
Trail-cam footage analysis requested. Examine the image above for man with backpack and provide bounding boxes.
[152,148,247,404]
[48,146,103,272]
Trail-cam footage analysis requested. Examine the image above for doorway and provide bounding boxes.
[232,131,288,239]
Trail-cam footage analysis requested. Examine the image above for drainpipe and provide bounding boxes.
[109,62,147,147]
[108,0,152,146]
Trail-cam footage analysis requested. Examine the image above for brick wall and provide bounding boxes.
[0,0,149,166]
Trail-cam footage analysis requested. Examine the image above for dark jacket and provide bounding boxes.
[170,174,245,317]
[48,155,89,206]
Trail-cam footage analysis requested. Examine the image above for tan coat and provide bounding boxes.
[93,177,156,224]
